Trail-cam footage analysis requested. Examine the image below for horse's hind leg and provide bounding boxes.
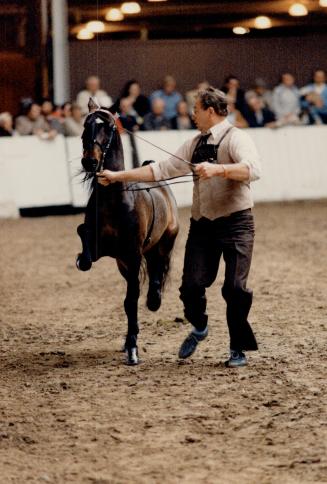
[145,229,178,312]
[117,258,141,365]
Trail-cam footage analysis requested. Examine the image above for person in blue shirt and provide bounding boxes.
[150,75,183,120]
[300,69,327,124]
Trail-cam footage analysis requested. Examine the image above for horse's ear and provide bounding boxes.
[88,97,100,113]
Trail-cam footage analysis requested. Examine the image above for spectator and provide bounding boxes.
[272,73,301,126]
[40,98,63,134]
[112,80,150,121]
[245,78,273,111]
[300,69,327,124]
[61,102,72,119]
[118,97,139,132]
[150,75,183,120]
[185,80,210,114]
[63,103,84,137]
[76,75,113,115]
[15,101,57,138]
[142,98,172,131]
[244,95,276,128]
[0,112,14,136]
[226,96,248,128]
[171,100,195,130]
[221,75,246,115]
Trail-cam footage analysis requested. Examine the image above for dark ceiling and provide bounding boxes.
[67,0,327,39]
[0,0,327,43]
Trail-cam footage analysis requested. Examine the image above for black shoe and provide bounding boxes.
[224,350,247,368]
[178,328,208,359]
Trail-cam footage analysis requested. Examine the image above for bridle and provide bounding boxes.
[82,112,117,175]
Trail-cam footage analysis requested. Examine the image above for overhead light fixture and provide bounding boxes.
[254,16,272,29]
[288,3,308,16]
[86,20,105,33]
[77,28,95,40]
[121,2,141,14]
[319,0,327,6]
[232,26,250,35]
[105,8,124,21]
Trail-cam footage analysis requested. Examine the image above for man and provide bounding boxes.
[142,98,172,131]
[272,73,301,126]
[76,75,113,115]
[15,101,57,139]
[300,69,327,124]
[244,95,276,128]
[97,87,261,367]
[150,75,183,120]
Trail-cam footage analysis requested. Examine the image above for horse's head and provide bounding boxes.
[81,98,120,175]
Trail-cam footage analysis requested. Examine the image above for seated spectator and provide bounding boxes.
[0,112,14,136]
[142,98,171,131]
[244,95,276,128]
[63,103,84,137]
[61,102,72,119]
[76,75,113,115]
[171,100,195,130]
[40,98,63,134]
[150,75,183,120]
[118,97,139,132]
[300,69,327,124]
[272,73,301,126]
[245,78,273,111]
[221,75,246,115]
[112,80,150,122]
[15,101,57,138]
[185,80,210,114]
[226,97,248,128]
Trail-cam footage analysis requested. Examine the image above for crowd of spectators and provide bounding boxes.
[1,69,327,138]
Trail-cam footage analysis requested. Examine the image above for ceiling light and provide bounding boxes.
[121,2,141,14]
[288,3,308,16]
[86,21,105,33]
[319,0,327,6]
[77,29,95,40]
[105,8,124,21]
[254,16,272,29]
[232,26,250,35]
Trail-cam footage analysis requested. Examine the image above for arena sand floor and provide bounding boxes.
[0,201,326,484]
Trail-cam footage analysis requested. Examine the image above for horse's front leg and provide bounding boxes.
[118,257,141,365]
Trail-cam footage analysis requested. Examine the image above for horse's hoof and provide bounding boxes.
[125,347,139,365]
[147,289,162,312]
[76,253,92,271]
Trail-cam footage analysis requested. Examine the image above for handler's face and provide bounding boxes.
[192,99,211,133]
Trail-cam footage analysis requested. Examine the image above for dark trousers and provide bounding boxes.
[179,209,258,351]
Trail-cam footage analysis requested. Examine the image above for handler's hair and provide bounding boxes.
[197,87,228,116]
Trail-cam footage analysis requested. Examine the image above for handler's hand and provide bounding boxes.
[96,169,117,186]
[194,162,223,180]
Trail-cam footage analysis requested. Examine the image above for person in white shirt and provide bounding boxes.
[76,75,113,115]
[273,73,301,126]
[97,87,261,367]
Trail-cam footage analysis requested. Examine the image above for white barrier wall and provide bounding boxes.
[0,127,326,216]
[134,126,327,206]
[0,135,71,208]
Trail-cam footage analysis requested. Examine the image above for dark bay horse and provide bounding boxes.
[76,100,179,365]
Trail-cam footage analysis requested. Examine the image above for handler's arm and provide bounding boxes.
[97,164,154,186]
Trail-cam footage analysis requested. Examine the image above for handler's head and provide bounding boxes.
[193,87,228,132]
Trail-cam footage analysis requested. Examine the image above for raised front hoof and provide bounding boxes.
[146,289,162,312]
[76,253,92,272]
[125,347,139,365]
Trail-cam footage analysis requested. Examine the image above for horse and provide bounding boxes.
[76,99,179,365]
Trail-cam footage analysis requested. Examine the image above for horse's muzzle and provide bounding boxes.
[81,157,99,173]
